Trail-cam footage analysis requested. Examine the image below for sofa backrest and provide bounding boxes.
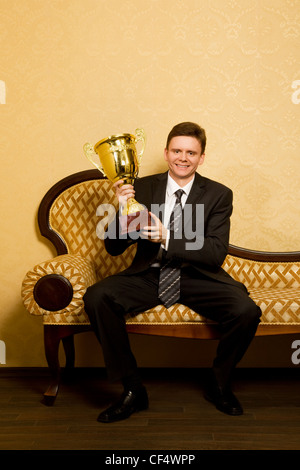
[223,255,300,289]
[42,172,300,289]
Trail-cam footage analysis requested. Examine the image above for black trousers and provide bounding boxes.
[83,267,261,387]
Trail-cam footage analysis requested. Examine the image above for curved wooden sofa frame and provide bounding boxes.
[32,170,300,404]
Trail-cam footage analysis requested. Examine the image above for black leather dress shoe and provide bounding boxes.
[97,386,149,423]
[204,383,243,416]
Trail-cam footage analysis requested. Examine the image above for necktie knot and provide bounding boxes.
[175,189,184,203]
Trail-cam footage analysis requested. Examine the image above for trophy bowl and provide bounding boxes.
[84,128,150,234]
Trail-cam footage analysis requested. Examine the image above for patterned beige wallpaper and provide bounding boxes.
[0,0,299,367]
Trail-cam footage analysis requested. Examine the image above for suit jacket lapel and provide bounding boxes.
[152,172,168,202]
[182,172,206,233]
[150,172,168,219]
[186,172,206,205]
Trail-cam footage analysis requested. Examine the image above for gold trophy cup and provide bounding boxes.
[83,128,149,234]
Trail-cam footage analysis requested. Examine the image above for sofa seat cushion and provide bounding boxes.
[125,303,213,324]
[41,288,300,326]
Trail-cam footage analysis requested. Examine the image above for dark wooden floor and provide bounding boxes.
[0,367,299,452]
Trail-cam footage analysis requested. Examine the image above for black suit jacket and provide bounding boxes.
[105,172,245,291]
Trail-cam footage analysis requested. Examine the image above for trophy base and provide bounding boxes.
[119,210,151,235]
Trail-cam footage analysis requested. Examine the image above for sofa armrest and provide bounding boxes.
[21,254,97,316]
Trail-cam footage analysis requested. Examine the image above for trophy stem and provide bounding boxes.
[122,198,147,216]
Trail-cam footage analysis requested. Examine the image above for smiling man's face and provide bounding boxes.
[164,135,205,186]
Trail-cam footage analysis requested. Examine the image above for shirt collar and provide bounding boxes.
[166,173,195,197]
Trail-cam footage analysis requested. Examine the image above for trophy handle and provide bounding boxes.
[134,128,146,165]
[83,142,105,175]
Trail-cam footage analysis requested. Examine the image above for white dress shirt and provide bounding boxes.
[163,173,194,226]
[160,173,194,253]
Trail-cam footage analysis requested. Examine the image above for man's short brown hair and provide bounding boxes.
[166,122,206,155]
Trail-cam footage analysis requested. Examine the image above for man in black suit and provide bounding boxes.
[84,122,261,422]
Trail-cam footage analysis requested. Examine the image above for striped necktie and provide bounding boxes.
[158,189,184,308]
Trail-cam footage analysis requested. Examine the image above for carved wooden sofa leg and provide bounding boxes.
[42,325,90,405]
[42,325,62,405]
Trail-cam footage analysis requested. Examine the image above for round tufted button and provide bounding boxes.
[33,274,73,311]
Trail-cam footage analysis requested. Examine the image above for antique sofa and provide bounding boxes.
[21,169,300,405]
